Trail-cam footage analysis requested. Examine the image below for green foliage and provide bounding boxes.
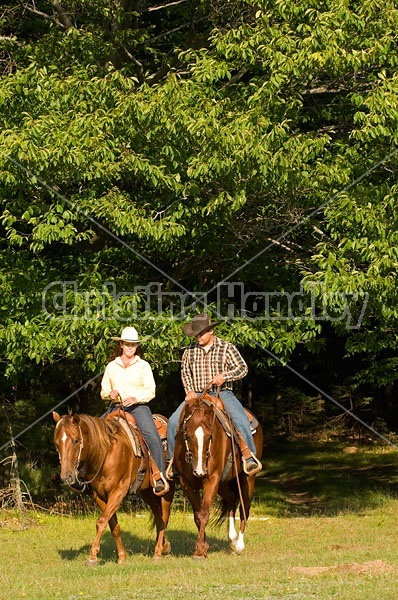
[1,0,398,471]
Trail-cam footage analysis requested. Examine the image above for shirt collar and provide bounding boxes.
[193,335,222,351]
[115,355,140,367]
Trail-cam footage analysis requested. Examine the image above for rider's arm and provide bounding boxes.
[223,344,248,382]
[100,364,113,401]
[181,347,195,394]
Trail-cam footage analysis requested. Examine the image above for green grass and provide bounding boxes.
[257,437,398,516]
[1,439,398,600]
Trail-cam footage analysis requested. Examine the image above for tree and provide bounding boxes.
[1,0,398,480]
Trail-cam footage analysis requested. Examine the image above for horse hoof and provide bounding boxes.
[163,541,171,555]
[85,559,98,567]
[193,554,207,560]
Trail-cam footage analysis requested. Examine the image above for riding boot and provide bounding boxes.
[235,431,262,476]
[150,456,170,496]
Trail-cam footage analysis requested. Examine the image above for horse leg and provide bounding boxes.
[157,485,175,556]
[179,479,201,524]
[227,509,239,551]
[140,487,174,559]
[218,483,239,552]
[87,488,127,565]
[184,479,219,559]
[233,475,255,555]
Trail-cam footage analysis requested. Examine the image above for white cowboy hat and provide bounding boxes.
[111,326,140,342]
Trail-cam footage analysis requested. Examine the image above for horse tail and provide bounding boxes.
[139,488,159,531]
[147,510,157,531]
[210,496,229,528]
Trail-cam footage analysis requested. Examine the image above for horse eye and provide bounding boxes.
[73,438,80,445]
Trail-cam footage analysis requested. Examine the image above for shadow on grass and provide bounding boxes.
[57,438,398,563]
[58,524,229,563]
[255,438,398,517]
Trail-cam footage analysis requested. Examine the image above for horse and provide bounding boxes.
[173,393,263,558]
[53,411,174,565]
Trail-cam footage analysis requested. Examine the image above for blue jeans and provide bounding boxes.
[167,390,256,460]
[109,404,165,472]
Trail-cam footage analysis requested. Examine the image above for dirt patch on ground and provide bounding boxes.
[292,560,396,577]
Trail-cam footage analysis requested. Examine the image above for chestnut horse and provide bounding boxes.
[53,412,174,565]
[173,394,263,558]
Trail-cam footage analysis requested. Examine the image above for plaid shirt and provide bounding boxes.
[181,336,248,394]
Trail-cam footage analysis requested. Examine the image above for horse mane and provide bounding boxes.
[185,395,215,416]
[78,414,123,453]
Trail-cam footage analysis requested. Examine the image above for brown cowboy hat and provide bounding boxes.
[183,313,222,337]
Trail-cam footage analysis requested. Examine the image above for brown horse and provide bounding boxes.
[173,394,263,558]
[53,411,174,565]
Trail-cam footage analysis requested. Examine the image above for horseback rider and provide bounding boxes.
[166,314,262,478]
[101,326,169,496]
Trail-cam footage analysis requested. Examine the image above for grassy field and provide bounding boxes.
[1,439,398,600]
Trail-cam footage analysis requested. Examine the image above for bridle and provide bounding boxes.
[182,399,217,470]
[61,420,109,487]
[73,424,84,483]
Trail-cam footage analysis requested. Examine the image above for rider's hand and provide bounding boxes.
[185,391,197,404]
[123,397,138,407]
[210,373,226,387]
[109,389,120,401]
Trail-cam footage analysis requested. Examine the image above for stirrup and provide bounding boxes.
[153,473,170,497]
[243,455,262,476]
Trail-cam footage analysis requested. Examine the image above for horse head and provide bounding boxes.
[182,398,216,478]
[53,412,85,486]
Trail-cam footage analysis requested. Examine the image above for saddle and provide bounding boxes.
[105,407,142,456]
[105,409,169,494]
[200,394,259,437]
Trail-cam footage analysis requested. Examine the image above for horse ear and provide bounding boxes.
[72,414,80,426]
[52,411,60,423]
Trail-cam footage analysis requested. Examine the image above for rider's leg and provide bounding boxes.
[219,390,262,475]
[165,401,186,479]
[129,404,169,495]
[166,401,186,462]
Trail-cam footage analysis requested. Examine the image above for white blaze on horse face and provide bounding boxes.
[194,427,206,476]
[56,431,69,463]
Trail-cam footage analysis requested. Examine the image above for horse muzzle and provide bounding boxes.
[62,471,78,486]
[59,462,80,485]
[192,466,207,478]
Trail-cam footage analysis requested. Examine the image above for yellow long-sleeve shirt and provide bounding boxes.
[100,356,156,404]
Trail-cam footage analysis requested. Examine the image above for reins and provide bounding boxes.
[226,410,248,526]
